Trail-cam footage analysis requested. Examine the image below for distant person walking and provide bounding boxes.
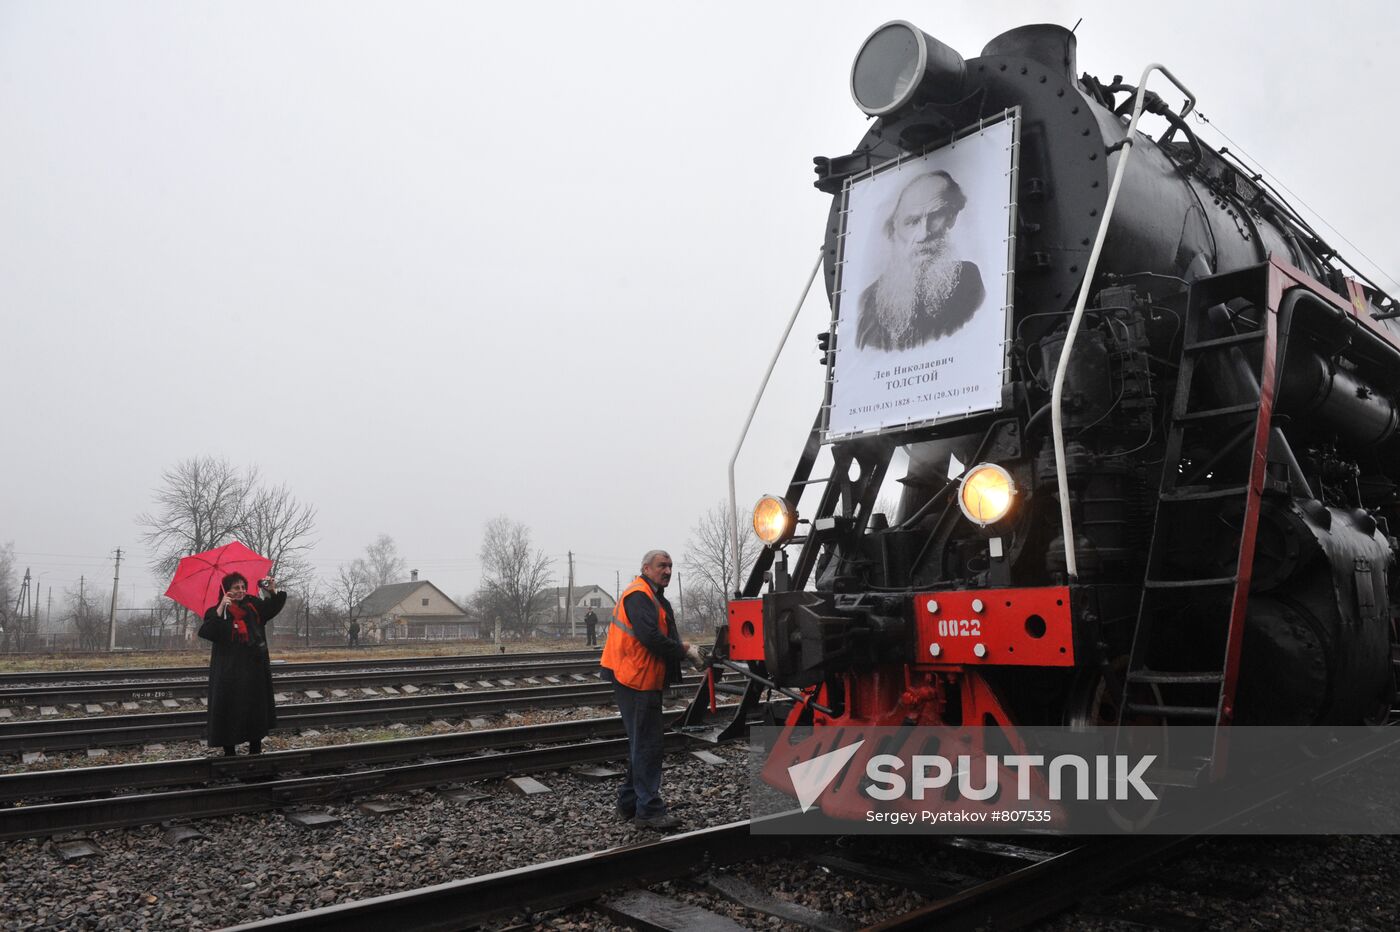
[199,573,285,756]
[348,620,360,648]
[584,608,598,647]
[600,550,701,830]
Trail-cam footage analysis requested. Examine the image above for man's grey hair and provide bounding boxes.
[881,169,967,240]
[640,549,671,570]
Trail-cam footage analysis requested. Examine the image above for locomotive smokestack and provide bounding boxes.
[981,24,1077,82]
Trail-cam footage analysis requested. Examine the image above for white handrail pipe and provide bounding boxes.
[1051,64,1196,580]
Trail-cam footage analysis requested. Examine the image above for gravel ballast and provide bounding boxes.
[4,694,1400,928]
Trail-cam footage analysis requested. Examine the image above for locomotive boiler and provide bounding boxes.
[686,21,1400,797]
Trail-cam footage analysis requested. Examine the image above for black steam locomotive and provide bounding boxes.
[688,22,1400,789]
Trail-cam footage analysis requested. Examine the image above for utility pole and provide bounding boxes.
[16,569,31,651]
[566,551,575,638]
[108,547,122,651]
[675,569,684,635]
[615,570,620,602]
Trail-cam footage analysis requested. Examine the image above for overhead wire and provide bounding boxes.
[1192,111,1400,297]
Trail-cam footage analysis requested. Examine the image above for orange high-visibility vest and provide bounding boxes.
[601,576,670,691]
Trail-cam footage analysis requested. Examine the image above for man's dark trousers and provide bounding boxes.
[613,681,666,818]
[586,622,597,646]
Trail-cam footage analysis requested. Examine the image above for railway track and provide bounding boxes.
[0,713,706,841]
[0,648,604,686]
[0,676,711,755]
[0,713,679,804]
[213,818,1084,931]
[0,657,609,706]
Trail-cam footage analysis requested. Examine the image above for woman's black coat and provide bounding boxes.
[199,591,286,747]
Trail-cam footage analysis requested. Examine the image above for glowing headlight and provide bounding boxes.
[958,463,1017,527]
[752,495,797,546]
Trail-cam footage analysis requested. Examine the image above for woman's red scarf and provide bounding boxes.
[227,599,256,644]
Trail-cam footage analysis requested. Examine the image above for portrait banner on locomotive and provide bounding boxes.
[826,110,1018,439]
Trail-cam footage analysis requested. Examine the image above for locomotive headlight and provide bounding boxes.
[753,495,797,546]
[958,463,1017,527]
[850,20,966,117]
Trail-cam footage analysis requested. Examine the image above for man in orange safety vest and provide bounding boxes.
[600,549,700,830]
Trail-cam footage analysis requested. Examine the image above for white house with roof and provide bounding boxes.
[356,571,477,641]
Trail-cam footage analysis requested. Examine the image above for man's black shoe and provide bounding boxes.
[632,812,682,830]
[615,804,636,822]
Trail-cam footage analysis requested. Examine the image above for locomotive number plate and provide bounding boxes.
[914,587,1074,667]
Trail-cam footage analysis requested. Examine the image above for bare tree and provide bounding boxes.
[479,516,554,639]
[65,585,106,651]
[138,457,253,580]
[362,534,408,589]
[292,578,332,643]
[683,501,762,629]
[126,597,182,649]
[319,536,406,644]
[241,483,318,592]
[328,560,372,638]
[0,543,19,652]
[300,579,324,639]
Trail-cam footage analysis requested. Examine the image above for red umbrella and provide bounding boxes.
[164,541,273,615]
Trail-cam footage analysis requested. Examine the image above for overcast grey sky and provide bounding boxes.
[4,1,1397,610]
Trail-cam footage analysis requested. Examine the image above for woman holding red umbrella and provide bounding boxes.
[199,572,286,755]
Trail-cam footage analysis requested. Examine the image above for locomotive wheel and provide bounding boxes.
[1361,675,1394,728]
[1067,657,1167,831]
[1066,656,1155,728]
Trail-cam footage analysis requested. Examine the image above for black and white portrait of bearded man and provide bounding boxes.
[854,169,986,352]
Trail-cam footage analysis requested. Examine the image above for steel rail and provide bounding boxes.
[862,839,1177,931]
[0,679,709,754]
[0,659,608,705]
[0,649,605,686]
[224,820,789,931]
[2,680,603,739]
[0,714,673,803]
[0,732,699,842]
